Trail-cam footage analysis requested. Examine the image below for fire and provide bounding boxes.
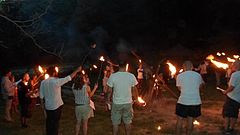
[55,66,59,73]
[139,59,142,63]
[126,63,129,71]
[233,55,239,59]
[157,126,161,131]
[227,57,235,63]
[99,56,105,62]
[38,65,44,74]
[166,62,177,78]
[193,120,200,126]
[93,65,98,69]
[179,69,183,73]
[152,74,156,78]
[44,74,49,79]
[222,52,226,56]
[82,70,85,75]
[216,52,221,56]
[24,82,28,86]
[137,97,146,106]
[206,55,229,69]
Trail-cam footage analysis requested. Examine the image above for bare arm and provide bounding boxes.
[107,86,113,103]
[223,85,234,95]
[70,66,82,79]
[132,86,139,100]
[88,84,98,98]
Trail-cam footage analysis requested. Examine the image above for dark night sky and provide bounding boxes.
[1,0,240,67]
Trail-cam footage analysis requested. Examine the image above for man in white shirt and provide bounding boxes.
[107,61,138,135]
[175,61,204,135]
[40,66,82,135]
[222,60,240,134]
[1,69,14,122]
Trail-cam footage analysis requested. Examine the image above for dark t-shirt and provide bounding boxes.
[18,81,31,105]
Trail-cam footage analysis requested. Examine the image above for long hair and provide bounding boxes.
[73,73,84,90]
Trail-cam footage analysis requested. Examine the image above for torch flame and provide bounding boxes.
[157,126,161,131]
[137,97,146,106]
[179,69,183,73]
[99,56,105,62]
[166,62,177,78]
[139,59,142,63]
[55,66,59,73]
[206,55,229,69]
[222,52,226,56]
[93,65,98,69]
[193,120,200,126]
[44,74,49,79]
[227,57,235,63]
[126,63,129,72]
[38,66,44,74]
[216,52,221,56]
[82,70,85,75]
[233,55,239,59]
[153,74,156,78]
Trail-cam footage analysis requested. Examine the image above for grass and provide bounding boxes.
[0,80,234,135]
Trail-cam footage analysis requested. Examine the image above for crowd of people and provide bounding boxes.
[0,59,240,135]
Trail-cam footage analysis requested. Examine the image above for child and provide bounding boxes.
[72,74,98,135]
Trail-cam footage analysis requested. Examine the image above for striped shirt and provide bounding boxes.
[72,84,90,105]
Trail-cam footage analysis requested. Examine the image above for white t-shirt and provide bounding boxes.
[227,71,240,103]
[40,76,71,110]
[107,72,138,104]
[176,71,204,105]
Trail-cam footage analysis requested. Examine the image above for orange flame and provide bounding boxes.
[139,59,142,63]
[82,70,85,75]
[166,62,177,78]
[44,74,49,79]
[206,55,229,69]
[193,120,200,125]
[222,52,226,56]
[157,126,161,131]
[126,63,129,71]
[233,55,239,59]
[216,52,221,56]
[179,69,183,73]
[137,97,146,106]
[38,66,44,74]
[93,65,98,69]
[227,57,235,63]
[99,56,105,62]
[55,66,59,73]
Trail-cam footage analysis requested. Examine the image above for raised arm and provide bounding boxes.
[88,83,98,98]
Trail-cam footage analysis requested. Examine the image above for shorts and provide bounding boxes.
[75,104,93,123]
[111,103,133,125]
[223,96,240,118]
[175,103,201,118]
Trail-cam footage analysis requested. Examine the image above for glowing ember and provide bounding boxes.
[166,62,177,78]
[216,52,221,56]
[99,56,105,62]
[233,55,239,59]
[55,66,59,73]
[82,70,85,75]
[155,79,158,83]
[152,74,156,78]
[193,120,200,125]
[139,59,142,63]
[179,69,183,73]
[157,126,161,131]
[38,65,44,74]
[222,52,226,56]
[227,57,235,63]
[44,74,49,79]
[206,54,214,60]
[93,65,98,69]
[126,63,129,71]
[137,97,146,106]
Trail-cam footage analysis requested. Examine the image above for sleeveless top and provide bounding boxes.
[72,84,90,105]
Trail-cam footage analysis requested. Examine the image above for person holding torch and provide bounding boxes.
[40,66,82,135]
[106,61,138,135]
